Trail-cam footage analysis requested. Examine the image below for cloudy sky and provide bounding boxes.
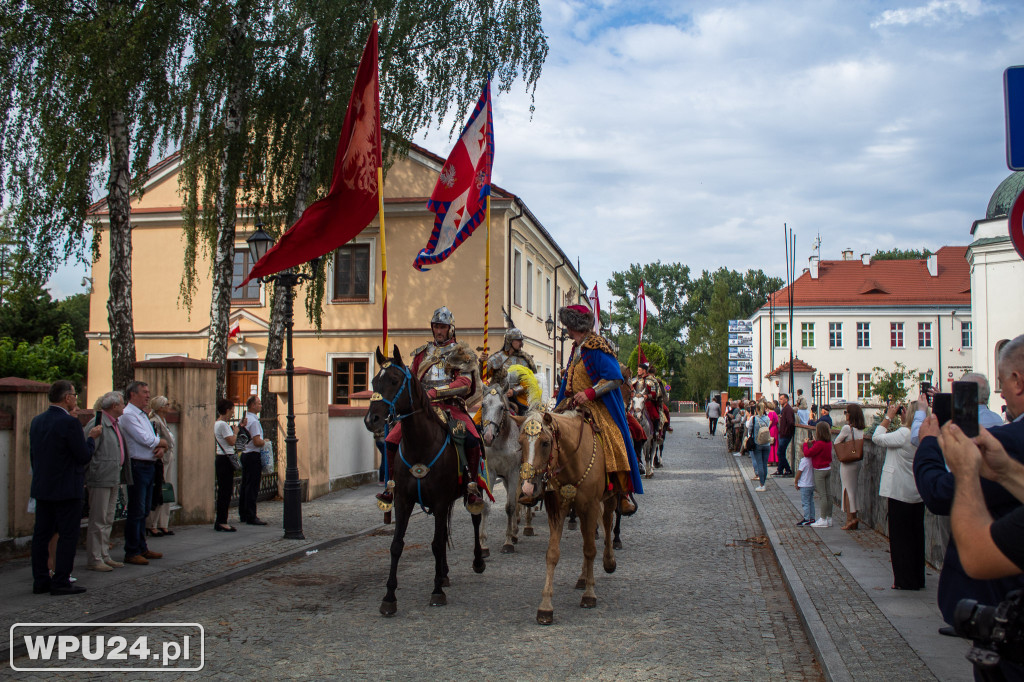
[48,0,1023,306]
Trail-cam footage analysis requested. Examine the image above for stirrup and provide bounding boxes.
[375,481,395,511]
[618,495,637,516]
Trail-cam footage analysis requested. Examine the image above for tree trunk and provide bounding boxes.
[208,15,251,398]
[106,106,136,392]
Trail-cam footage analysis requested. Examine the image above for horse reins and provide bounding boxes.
[522,414,597,507]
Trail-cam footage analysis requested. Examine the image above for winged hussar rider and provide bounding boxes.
[376,307,486,507]
[482,328,538,415]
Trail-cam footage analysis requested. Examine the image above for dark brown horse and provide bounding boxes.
[514,408,616,625]
[363,347,486,616]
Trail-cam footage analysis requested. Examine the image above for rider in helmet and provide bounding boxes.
[481,328,538,415]
[377,306,486,507]
[632,362,669,467]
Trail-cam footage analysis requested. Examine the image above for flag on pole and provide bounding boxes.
[228,323,240,339]
[637,280,647,339]
[414,80,494,271]
[243,23,380,285]
[589,282,601,334]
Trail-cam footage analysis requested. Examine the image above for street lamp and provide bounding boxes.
[545,314,571,375]
[246,225,319,540]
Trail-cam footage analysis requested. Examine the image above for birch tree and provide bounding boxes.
[1,0,188,390]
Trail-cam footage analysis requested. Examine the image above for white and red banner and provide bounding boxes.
[415,80,494,271]
[588,282,601,333]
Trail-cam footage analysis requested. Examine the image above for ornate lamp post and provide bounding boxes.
[545,314,571,374]
[246,226,319,540]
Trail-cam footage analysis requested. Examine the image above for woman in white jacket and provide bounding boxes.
[874,401,925,590]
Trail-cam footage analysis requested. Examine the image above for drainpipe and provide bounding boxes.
[506,198,524,320]
[937,312,942,390]
[553,260,566,373]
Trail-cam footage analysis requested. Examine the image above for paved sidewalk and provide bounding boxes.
[0,482,394,661]
[726,439,974,681]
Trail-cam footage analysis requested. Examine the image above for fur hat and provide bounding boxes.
[558,304,594,333]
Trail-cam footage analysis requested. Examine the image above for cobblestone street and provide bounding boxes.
[11,417,822,680]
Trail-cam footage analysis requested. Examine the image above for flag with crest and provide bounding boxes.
[414,80,494,271]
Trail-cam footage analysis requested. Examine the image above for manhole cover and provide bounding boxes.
[266,573,341,586]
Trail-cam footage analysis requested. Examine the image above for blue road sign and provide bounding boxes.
[1004,66,1024,170]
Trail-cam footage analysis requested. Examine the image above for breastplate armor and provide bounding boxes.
[420,344,456,389]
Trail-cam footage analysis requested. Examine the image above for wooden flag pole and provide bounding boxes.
[482,195,491,382]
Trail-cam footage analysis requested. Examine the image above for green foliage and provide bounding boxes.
[872,248,932,261]
[0,324,87,388]
[869,361,919,405]
[626,342,667,375]
[0,278,90,352]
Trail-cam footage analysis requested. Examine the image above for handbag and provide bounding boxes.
[834,437,864,463]
[161,482,175,504]
[260,440,275,474]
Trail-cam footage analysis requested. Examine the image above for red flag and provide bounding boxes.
[414,81,494,270]
[639,346,649,365]
[588,282,601,334]
[228,323,240,339]
[244,23,380,284]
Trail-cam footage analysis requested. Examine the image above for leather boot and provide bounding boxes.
[375,445,397,504]
[465,446,483,506]
[841,511,859,531]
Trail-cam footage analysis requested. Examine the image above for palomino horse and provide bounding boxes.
[478,383,535,553]
[630,393,656,478]
[363,347,486,616]
[514,409,616,625]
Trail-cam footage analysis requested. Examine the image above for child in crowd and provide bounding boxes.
[803,421,836,528]
[795,442,815,526]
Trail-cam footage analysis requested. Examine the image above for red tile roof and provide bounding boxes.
[765,246,970,309]
[765,358,817,378]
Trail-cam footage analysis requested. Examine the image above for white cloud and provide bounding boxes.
[872,0,986,28]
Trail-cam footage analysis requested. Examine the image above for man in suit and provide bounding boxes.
[30,380,102,595]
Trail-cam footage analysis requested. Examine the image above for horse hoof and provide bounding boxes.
[379,601,397,617]
[566,521,576,531]
[473,559,486,574]
[429,593,447,607]
[481,548,490,559]
[613,539,622,550]
[524,527,535,536]
[442,576,451,588]
[501,544,515,554]
[575,577,586,590]
[604,559,616,574]
[580,596,597,609]
[536,609,554,625]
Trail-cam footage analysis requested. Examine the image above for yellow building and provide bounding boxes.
[85,143,587,407]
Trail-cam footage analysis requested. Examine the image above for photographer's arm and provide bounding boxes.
[943,423,1023,579]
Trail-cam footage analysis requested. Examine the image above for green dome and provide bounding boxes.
[987,171,1024,219]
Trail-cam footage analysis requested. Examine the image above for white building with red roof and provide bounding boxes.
[747,246,972,405]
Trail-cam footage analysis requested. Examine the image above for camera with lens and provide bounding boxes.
[955,590,1024,677]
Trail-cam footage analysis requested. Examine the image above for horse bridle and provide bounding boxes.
[480,386,508,434]
[370,362,417,427]
[520,414,595,506]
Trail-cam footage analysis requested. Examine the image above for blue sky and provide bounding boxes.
[50,0,1024,309]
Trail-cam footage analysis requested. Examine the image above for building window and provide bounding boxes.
[513,250,522,307]
[545,277,552,319]
[891,322,905,348]
[332,244,370,301]
[962,321,973,349]
[801,322,814,348]
[773,322,788,348]
[829,373,844,400]
[332,358,369,405]
[857,373,872,400]
[526,260,534,314]
[856,322,870,348]
[232,251,261,303]
[918,322,932,348]
[829,322,842,348]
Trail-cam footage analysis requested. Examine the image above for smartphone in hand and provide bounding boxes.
[952,381,979,438]
[932,393,952,426]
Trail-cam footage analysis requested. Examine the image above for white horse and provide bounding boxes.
[630,393,656,478]
[479,383,536,553]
